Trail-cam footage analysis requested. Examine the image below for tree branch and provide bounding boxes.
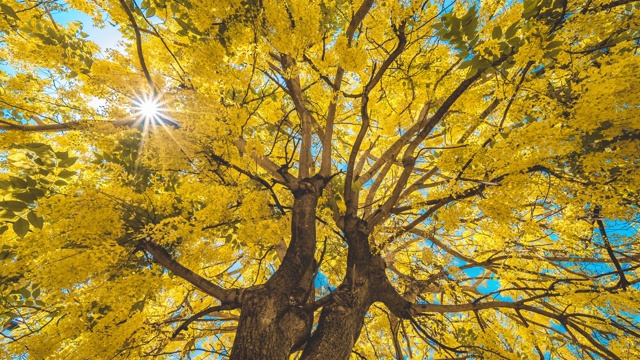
[118,0,156,94]
[139,240,243,304]
[344,20,407,220]
[171,304,238,339]
[0,119,136,132]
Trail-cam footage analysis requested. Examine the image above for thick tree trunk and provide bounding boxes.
[301,226,384,360]
[229,183,393,359]
[300,280,374,360]
[230,180,322,359]
[230,286,312,359]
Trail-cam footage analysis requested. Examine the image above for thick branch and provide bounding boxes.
[118,0,156,94]
[280,55,314,178]
[0,119,136,132]
[344,20,407,219]
[204,149,285,213]
[366,67,489,229]
[319,0,375,177]
[139,240,242,304]
[233,137,296,187]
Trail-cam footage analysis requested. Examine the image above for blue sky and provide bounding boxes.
[51,8,122,53]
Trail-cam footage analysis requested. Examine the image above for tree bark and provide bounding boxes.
[301,224,384,360]
[230,179,323,359]
[230,183,390,359]
[230,286,312,359]
[300,283,372,360]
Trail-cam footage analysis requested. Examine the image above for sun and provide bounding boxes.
[139,98,160,119]
[134,94,165,123]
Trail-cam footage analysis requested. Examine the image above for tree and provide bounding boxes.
[1,0,639,358]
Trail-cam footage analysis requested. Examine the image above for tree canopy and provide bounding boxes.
[1,0,639,359]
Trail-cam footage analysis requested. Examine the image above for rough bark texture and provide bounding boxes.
[230,182,400,359]
[300,222,383,359]
[230,287,312,360]
[230,179,323,359]
[300,284,372,360]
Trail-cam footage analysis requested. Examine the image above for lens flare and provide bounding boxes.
[134,94,164,123]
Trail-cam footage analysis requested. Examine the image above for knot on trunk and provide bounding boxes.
[292,179,317,197]
[279,305,313,348]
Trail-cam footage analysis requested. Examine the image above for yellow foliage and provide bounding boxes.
[1,0,639,358]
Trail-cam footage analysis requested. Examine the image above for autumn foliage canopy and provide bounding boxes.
[1,0,639,359]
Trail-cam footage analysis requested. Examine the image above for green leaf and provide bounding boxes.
[28,187,46,198]
[130,299,146,313]
[20,142,52,154]
[13,192,37,203]
[83,56,95,70]
[450,17,461,33]
[10,177,28,189]
[545,41,563,50]
[174,17,202,35]
[4,312,19,320]
[492,26,502,40]
[0,225,8,235]
[141,0,151,9]
[27,212,44,229]
[500,42,512,55]
[458,58,474,69]
[57,170,77,178]
[146,7,156,17]
[523,0,540,17]
[25,176,36,188]
[466,66,479,79]
[544,48,562,59]
[505,21,520,39]
[0,210,16,220]
[55,151,69,160]
[58,157,78,168]
[54,180,68,186]
[462,18,478,38]
[174,17,191,31]
[0,4,19,20]
[45,25,58,40]
[0,201,28,212]
[0,180,11,190]
[18,287,30,299]
[461,6,476,26]
[13,218,29,238]
[507,36,522,48]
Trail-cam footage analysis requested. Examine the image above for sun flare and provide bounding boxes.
[134,94,166,123]
[140,99,160,119]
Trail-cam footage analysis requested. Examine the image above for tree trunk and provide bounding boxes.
[301,226,383,360]
[230,180,322,359]
[300,280,374,359]
[230,286,312,359]
[230,184,389,359]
